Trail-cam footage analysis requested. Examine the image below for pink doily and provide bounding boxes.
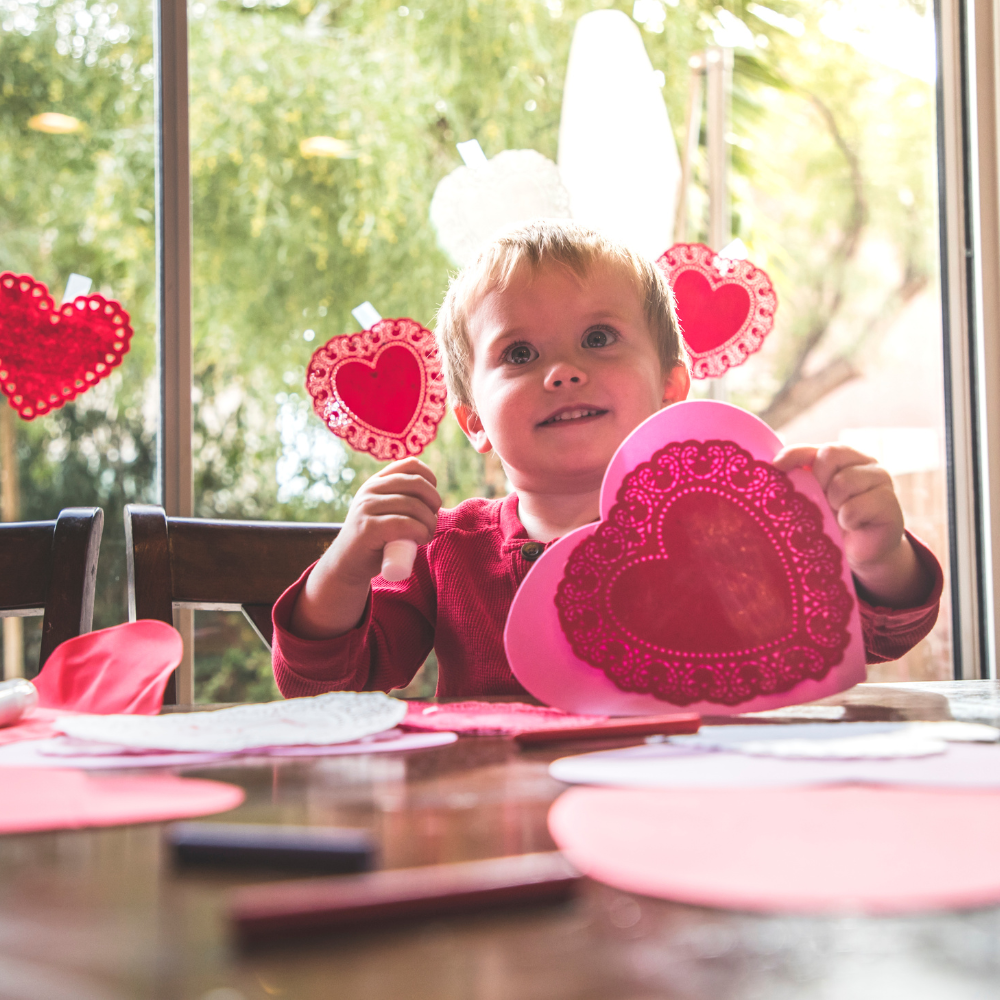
[403,701,608,736]
[0,271,133,419]
[555,439,853,706]
[305,318,447,460]
[656,244,776,379]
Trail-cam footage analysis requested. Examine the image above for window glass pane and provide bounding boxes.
[704,0,950,681]
[190,0,950,698]
[0,0,157,676]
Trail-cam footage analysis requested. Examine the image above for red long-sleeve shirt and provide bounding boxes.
[272,493,944,700]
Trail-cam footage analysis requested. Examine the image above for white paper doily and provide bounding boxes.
[672,722,998,760]
[55,691,408,753]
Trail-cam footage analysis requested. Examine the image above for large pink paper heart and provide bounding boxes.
[0,272,133,420]
[656,244,776,380]
[505,401,865,716]
[306,318,447,460]
[33,620,184,715]
[549,786,1000,914]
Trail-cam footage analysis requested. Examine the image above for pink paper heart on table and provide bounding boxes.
[306,317,447,460]
[0,768,244,834]
[504,400,865,716]
[33,619,183,715]
[656,244,776,379]
[548,785,1000,914]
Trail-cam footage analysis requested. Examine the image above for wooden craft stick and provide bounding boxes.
[514,712,701,746]
[229,851,582,945]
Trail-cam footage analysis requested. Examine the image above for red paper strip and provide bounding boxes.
[230,851,581,945]
[514,713,700,746]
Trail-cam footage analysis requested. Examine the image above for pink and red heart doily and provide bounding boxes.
[0,272,133,420]
[656,243,777,379]
[505,400,865,716]
[305,318,446,460]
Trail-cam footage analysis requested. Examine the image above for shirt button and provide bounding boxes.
[520,541,544,561]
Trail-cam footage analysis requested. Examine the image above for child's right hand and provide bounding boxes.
[289,458,441,640]
[332,458,442,586]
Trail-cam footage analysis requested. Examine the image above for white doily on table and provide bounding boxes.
[55,691,408,753]
[430,148,572,267]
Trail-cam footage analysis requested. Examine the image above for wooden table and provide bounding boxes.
[3,682,1000,999]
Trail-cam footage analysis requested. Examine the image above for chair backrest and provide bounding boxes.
[124,505,341,702]
[0,507,105,670]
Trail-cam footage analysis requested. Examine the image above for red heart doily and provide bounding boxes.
[0,272,133,420]
[656,244,777,379]
[554,438,853,706]
[305,318,447,460]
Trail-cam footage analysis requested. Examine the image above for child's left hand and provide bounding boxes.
[773,443,934,609]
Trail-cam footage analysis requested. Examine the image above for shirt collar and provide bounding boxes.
[499,492,528,545]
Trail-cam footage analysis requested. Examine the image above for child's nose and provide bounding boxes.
[544,363,587,390]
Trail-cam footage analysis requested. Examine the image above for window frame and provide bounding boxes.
[937,0,1000,679]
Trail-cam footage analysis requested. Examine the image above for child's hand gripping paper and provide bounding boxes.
[773,444,933,609]
[290,458,442,640]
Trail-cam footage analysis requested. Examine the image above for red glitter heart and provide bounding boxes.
[657,244,777,379]
[0,272,133,420]
[555,439,853,707]
[306,318,447,460]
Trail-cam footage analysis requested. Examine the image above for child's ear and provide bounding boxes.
[661,362,691,406]
[454,405,493,454]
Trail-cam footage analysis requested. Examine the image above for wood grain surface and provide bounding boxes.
[2,682,1000,999]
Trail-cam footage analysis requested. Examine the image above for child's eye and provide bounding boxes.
[504,343,538,365]
[583,328,615,348]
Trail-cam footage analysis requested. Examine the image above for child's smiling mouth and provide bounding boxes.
[538,406,609,427]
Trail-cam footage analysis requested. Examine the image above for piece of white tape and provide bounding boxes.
[61,273,93,305]
[351,301,382,330]
[456,139,489,168]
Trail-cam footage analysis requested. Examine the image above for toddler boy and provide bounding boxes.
[273,221,941,698]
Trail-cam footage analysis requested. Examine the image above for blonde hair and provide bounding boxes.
[434,219,684,410]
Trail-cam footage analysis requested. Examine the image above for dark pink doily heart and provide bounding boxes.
[305,318,447,460]
[555,440,854,707]
[505,401,865,716]
[0,272,133,420]
[656,244,777,380]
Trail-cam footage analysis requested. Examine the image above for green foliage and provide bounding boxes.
[193,611,281,703]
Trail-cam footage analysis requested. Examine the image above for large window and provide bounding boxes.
[0,0,157,673]
[0,0,968,693]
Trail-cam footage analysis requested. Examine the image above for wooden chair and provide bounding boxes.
[0,507,104,671]
[124,505,341,703]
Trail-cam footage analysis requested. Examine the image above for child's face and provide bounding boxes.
[456,261,690,493]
